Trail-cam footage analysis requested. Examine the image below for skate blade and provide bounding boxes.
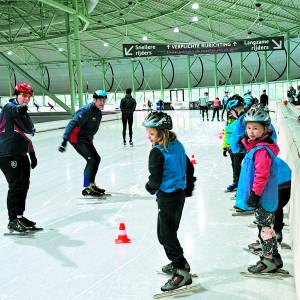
[248,224,257,228]
[28,227,44,231]
[153,283,201,299]
[157,271,198,278]
[241,269,293,279]
[79,195,107,200]
[232,211,255,217]
[243,248,261,256]
[280,243,291,250]
[4,231,35,237]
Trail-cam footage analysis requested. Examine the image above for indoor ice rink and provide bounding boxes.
[0,1,299,300]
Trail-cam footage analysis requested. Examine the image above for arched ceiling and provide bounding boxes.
[0,0,299,66]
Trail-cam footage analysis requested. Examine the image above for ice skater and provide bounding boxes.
[236,104,283,273]
[120,88,136,146]
[58,90,107,197]
[142,111,196,292]
[0,83,39,233]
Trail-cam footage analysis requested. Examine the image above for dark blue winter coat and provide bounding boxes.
[63,103,102,144]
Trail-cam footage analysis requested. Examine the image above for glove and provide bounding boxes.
[247,191,260,208]
[184,176,197,197]
[29,152,37,169]
[58,139,67,152]
[223,149,228,157]
[17,105,28,114]
[145,182,156,195]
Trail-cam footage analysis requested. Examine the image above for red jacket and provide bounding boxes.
[241,135,279,196]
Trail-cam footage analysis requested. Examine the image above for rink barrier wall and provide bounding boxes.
[34,112,121,133]
[276,102,300,298]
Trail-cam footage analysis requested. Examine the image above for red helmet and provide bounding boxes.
[15,82,33,96]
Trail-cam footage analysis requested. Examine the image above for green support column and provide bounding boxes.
[286,31,290,83]
[240,52,244,95]
[102,61,106,91]
[187,55,192,102]
[264,51,268,93]
[72,0,84,107]
[159,56,164,100]
[65,13,76,113]
[131,60,136,98]
[8,66,12,98]
[214,54,218,97]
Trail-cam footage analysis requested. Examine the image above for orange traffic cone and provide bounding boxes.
[190,154,197,165]
[115,222,131,244]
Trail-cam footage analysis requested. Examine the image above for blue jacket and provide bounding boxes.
[0,99,35,157]
[154,140,187,193]
[63,103,102,144]
[236,146,278,212]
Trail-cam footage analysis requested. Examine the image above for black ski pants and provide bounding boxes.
[72,143,101,188]
[0,155,30,220]
[274,186,291,233]
[232,152,245,184]
[199,106,209,120]
[157,189,188,269]
[122,115,133,142]
[211,108,220,121]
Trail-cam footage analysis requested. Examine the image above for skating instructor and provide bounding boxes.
[0,82,38,233]
[58,90,108,197]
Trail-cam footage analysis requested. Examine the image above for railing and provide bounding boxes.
[276,101,300,298]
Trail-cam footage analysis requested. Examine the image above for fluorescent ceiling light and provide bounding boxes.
[104,42,108,47]
[7,51,12,55]
[192,16,198,22]
[192,3,199,10]
[173,27,179,33]
[142,36,148,41]
[58,48,64,52]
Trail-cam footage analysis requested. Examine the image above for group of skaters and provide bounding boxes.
[198,89,269,122]
[0,82,292,292]
[222,92,292,274]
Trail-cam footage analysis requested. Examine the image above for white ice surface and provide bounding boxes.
[0,111,296,300]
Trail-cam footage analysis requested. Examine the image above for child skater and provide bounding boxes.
[142,111,196,291]
[236,104,283,273]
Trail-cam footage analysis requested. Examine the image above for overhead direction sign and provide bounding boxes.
[123,36,284,58]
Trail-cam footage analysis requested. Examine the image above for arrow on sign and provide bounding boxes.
[125,46,134,56]
[272,40,282,49]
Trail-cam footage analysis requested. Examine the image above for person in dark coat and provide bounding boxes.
[58,90,108,197]
[120,88,136,146]
[260,90,269,106]
[0,82,38,233]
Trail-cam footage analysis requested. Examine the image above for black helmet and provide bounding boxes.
[142,111,173,130]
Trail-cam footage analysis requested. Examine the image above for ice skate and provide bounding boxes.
[123,140,126,146]
[225,183,237,193]
[160,262,197,277]
[4,219,33,236]
[82,187,106,198]
[244,240,262,255]
[232,209,255,216]
[129,140,133,147]
[19,216,43,231]
[90,184,106,195]
[161,268,192,292]
[241,256,292,279]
